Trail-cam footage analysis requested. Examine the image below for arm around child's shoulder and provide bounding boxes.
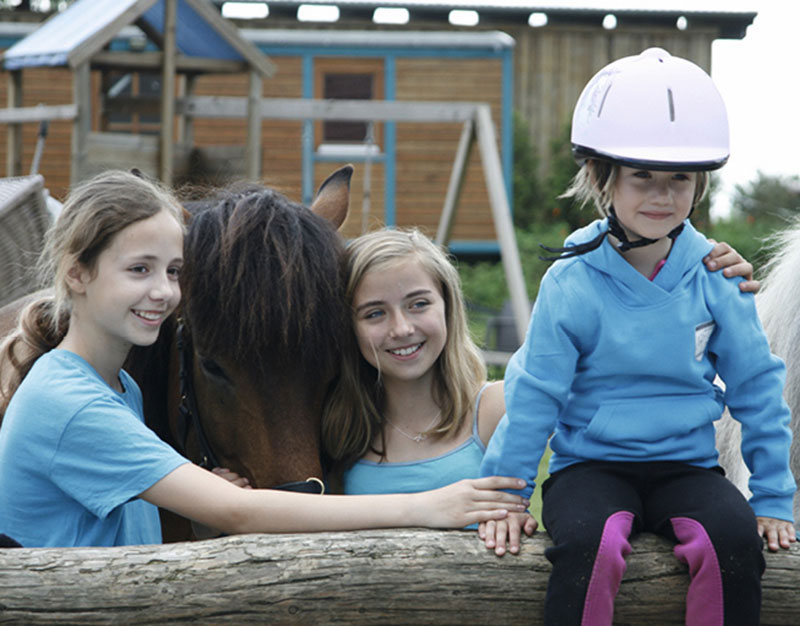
[705,273,796,523]
[477,380,505,446]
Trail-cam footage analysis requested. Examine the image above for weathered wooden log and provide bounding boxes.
[1,529,798,624]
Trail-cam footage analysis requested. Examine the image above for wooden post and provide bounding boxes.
[70,63,91,184]
[6,70,22,177]
[474,104,531,342]
[245,71,262,181]
[435,118,474,246]
[0,531,798,624]
[360,121,375,234]
[176,74,196,146]
[159,0,177,185]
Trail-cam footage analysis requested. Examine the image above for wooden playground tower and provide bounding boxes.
[1,0,275,185]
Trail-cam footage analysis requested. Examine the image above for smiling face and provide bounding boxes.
[76,209,183,355]
[612,166,697,241]
[352,256,447,386]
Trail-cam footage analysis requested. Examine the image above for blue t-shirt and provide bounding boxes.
[0,350,188,547]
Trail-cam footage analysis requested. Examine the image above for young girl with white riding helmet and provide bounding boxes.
[479,48,795,625]
[0,170,531,548]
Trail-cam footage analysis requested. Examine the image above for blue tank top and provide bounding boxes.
[342,384,489,495]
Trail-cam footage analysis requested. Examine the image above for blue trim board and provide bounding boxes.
[342,236,499,256]
[314,153,386,164]
[446,240,501,255]
[301,53,315,205]
[383,54,397,227]
[259,46,507,60]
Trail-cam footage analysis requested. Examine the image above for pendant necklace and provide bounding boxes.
[385,410,441,443]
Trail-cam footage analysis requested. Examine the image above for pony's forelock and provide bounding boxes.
[181,187,347,379]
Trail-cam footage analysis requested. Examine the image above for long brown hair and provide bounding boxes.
[0,170,182,417]
[322,228,486,474]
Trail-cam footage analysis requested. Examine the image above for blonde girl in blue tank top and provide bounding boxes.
[321,228,753,554]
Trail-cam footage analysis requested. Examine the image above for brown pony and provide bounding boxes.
[0,166,352,541]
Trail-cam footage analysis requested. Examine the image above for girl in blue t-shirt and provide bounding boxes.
[0,170,531,548]
[321,227,758,554]
[479,48,795,625]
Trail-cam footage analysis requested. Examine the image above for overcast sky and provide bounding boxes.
[708,0,799,217]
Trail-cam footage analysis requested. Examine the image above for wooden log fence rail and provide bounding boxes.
[1,529,798,624]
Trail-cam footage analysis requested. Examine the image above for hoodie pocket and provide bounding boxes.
[584,395,723,445]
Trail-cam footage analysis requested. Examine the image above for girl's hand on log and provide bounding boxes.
[212,467,252,489]
[417,477,529,528]
[703,240,760,293]
[478,513,537,556]
[757,516,797,552]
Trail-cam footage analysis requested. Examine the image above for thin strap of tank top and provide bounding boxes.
[472,382,491,440]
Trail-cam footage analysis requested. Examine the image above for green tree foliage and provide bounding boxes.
[705,218,780,278]
[730,171,800,225]
[539,126,586,230]
[512,115,585,231]
[708,172,800,274]
[459,222,572,312]
[510,112,543,231]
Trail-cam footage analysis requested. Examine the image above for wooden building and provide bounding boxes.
[0,2,755,251]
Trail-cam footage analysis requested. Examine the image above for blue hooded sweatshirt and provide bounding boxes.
[481,219,796,522]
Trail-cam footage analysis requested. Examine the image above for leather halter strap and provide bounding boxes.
[176,321,219,469]
[175,322,325,495]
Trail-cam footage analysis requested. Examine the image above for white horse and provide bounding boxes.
[716,219,800,530]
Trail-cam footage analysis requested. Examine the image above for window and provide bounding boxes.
[323,73,373,142]
[101,71,162,135]
[315,58,383,153]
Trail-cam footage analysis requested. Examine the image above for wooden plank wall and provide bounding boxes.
[393,57,502,240]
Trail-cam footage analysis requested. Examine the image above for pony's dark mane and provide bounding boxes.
[125,315,177,444]
[182,186,347,379]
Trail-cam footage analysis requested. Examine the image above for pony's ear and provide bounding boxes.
[310,164,352,230]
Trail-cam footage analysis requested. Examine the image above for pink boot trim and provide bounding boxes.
[671,516,724,626]
[581,510,634,626]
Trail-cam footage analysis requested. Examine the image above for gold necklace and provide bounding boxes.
[385,410,441,443]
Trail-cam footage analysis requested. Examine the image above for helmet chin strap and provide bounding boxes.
[607,206,687,252]
[538,206,692,262]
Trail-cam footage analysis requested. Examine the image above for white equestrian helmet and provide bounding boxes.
[571,48,729,171]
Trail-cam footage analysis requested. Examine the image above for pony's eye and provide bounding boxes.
[199,356,228,381]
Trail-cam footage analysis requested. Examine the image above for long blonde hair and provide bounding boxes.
[322,228,486,473]
[0,170,183,417]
